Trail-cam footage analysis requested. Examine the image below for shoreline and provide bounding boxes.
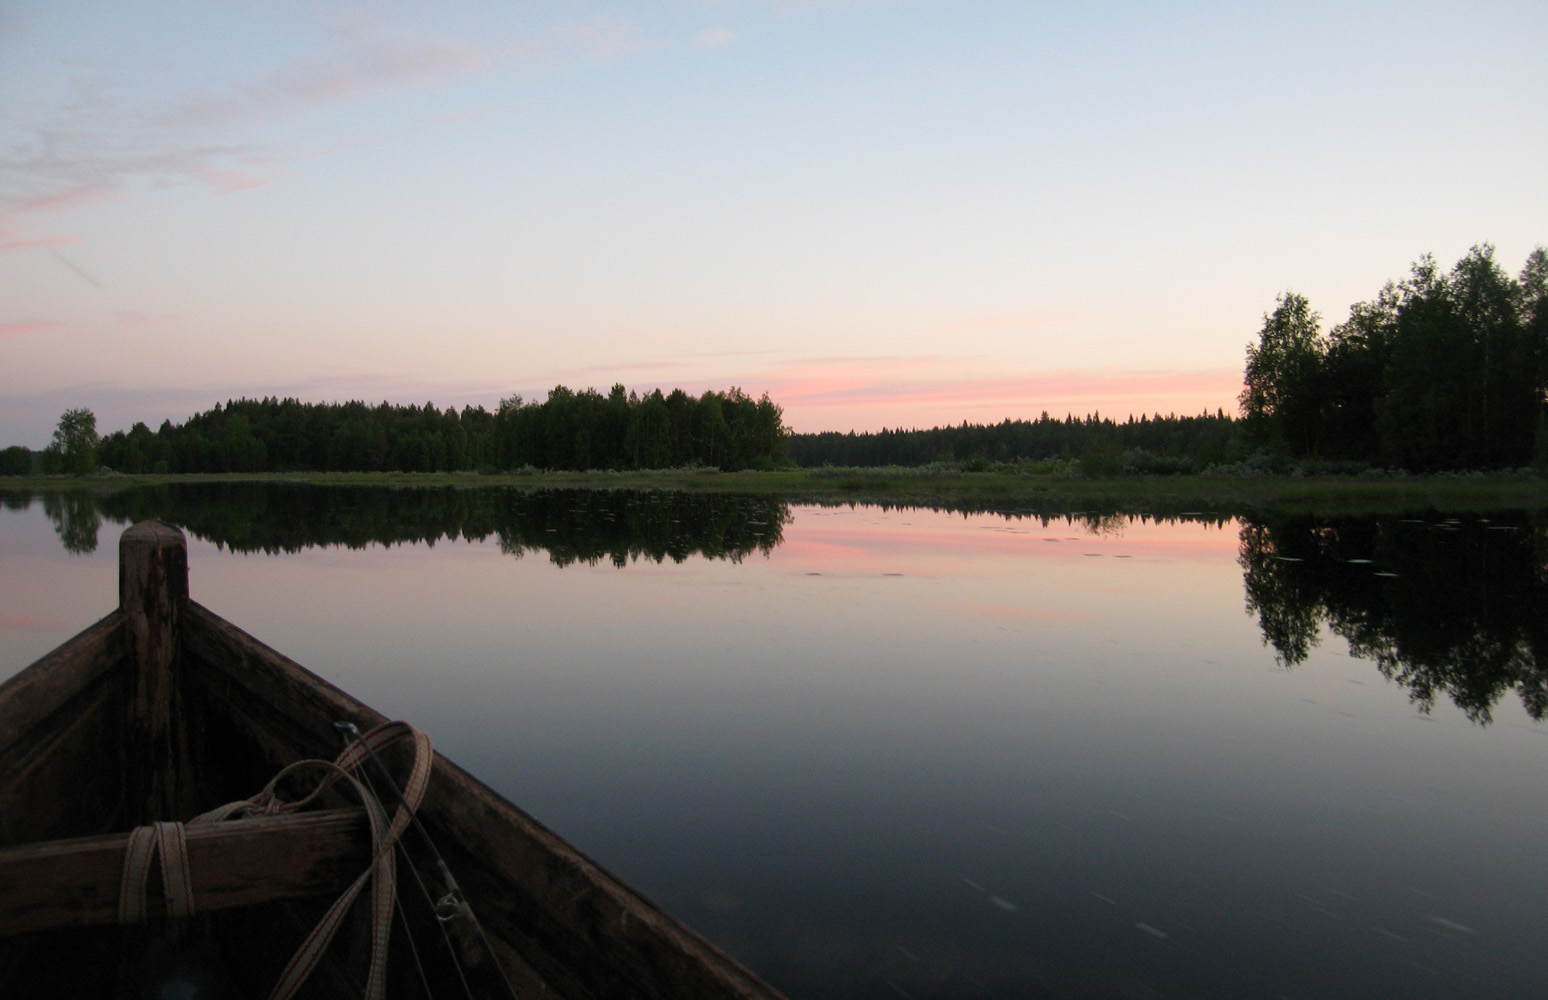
[3,468,1546,515]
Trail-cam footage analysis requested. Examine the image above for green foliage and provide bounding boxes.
[1078,439,1124,477]
[1240,292,1325,455]
[92,388,789,475]
[0,445,33,476]
[789,411,1239,470]
[1239,244,1548,471]
[47,408,99,475]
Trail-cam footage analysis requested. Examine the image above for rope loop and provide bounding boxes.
[115,720,434,1000]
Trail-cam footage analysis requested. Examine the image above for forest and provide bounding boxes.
[1241,244,1548,470]
[787,410,1239,471]
[4,243,1545,477]
[69,385,789,475]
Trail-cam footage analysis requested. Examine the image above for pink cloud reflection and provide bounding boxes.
[775,510,1239,577]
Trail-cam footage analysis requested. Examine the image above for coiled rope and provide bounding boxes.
[117,720,433,1000]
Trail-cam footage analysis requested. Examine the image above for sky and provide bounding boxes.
[2,0,1545,446]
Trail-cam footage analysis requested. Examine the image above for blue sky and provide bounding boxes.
[3,1,1545,444]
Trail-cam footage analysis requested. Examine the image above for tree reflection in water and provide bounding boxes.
[21,482,791,567]
[39,491,102,555]
[1240,512,1548,723]
[15,482,1547,724]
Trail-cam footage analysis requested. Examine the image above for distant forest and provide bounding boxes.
[3,242,1544,477]
[787,410,1239,472]
[81,386,789,474]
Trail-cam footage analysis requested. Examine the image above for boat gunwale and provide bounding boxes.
[0,521,786,1000]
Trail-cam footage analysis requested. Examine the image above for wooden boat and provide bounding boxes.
[0,520,786,999]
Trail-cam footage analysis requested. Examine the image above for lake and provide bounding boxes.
[3,484,1546,1000]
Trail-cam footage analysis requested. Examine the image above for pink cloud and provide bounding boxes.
[0,186,115,254]
[745,359,1244,431]
[2,25,543,245]
[0,233,81,253]
[6,185,116,217]
[191,165,275,195]
[0,319,63,339]
[161,32,509,131]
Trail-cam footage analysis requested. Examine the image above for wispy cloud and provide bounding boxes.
[0,15,643,246]
[158,32,506,132]
[692,27,739,49]
[553,18,658,61]
[0,319,62,340]
[0,232,79,253]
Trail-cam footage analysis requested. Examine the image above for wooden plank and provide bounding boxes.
[119,520,194,823]
[182,601,786,1000]
[0,614,128,845]
[0,611,123,758]
[0,674,125,846]
[0,808,369,936]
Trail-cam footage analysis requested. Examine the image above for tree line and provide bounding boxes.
[0,386,789,476]
[788,410,1240,472]
[1241,244,1548,470]
[7,242,1545,478]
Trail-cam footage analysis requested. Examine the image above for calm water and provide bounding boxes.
[3,485,1547,1000]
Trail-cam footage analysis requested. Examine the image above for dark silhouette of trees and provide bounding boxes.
[1240,293,1326,456]
[93,387,789,475]
[1239,512,1548,724]
[1241,244,1548,469]
[788,410,1239,470]
[0,446,33,476]
[41,408,99,475]
[34,482,791,567]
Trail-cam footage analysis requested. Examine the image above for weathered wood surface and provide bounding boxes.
[184,601,786,1000]
[0,612,127,845]
[1,520,785,1000]
[0,611,122,759]
[119,520,194,823]
[0,808,369,936]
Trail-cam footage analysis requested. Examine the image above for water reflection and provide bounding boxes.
[10,483,1548,726]
[10,483,791,566]
[1240,512,1548,724]
[38,490,102,555]
[6,487,1548,998]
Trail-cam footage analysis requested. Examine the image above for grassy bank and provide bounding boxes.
[4,467,1546,515]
